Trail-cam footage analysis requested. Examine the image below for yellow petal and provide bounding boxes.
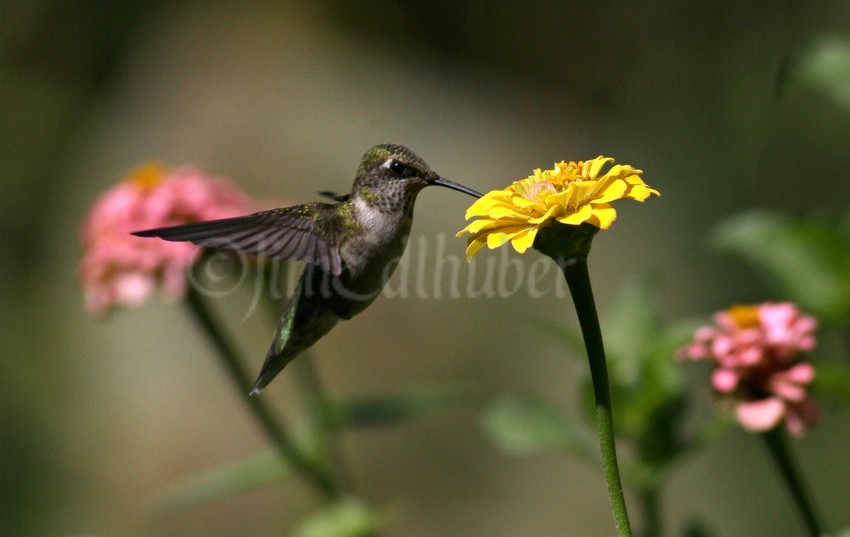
[610,165,644,183]
[567,182,598,207]
[588,204,617,229]
[462,217,527,237]
[527,204,560,225]
[624,183,660,201]
[488,205,531,220]
[486,226,530,249]
[592,178,628,203]
[458,219,494,236]
[604,164,626,179]
[465,237,487,258]
[511,196,546,211]
[558,203,594,225]
[511,227,539,253]
[486,232,511,249]
[585,156,614,179]
[545,188,572,208]
[464,193,514,218]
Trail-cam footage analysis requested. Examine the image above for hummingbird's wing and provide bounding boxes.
[318,190,351,202]
[133,204,344,275]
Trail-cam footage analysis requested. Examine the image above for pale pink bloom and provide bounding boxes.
[678,303,819,435]
[80,163,253,313]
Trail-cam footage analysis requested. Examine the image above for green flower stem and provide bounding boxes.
[560,255,633,537]
[760,428,825,537]
[184,287,341,501]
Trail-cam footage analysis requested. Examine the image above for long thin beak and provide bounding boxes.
[429,176,483,199]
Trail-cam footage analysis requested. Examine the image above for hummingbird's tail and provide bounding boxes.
[249,274,339,395]
[250,350,296,396]
[250,364,290,396]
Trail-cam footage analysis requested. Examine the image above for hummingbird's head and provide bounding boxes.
[353,144,481,214]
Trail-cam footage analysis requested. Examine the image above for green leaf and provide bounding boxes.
[712,210,850,321]
[812,363,850,405]
[676,519,715,537]
[592,277,691,444]
[783,36,850,110]
[151,448,292,515]
[481,395,597,462]
[618,333,692,437]
[294,498,383,537]
[829,528,850,537]
[603,274,663,384]
[327,386,468,430]
[532,317,586,356]
[683,415,732,455]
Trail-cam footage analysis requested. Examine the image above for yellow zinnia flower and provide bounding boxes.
[457,156,659,258]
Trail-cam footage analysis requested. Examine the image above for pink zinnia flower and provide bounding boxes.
[678,303,819,435]
[80,163,253,313]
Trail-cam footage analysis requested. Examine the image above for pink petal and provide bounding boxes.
[712,369,740,393]
[785,398,820,436]
[694,326,717,342]
[738,346,764,366]
[793,315,817,335]
[114,272,156,307]
[714,311,738,331]
[735,398,786,432]
[677,342,708,360]
[711,336,734,358]
[759,302,795,328]
[770,378,807,403]
[795,335,816,352]
[738,329,762,345]
[784,363,815,384]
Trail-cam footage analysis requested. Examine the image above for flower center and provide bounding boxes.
[525,180,557,200]
[727,305,761,329]
[514,172,562,203]
[126,162,168,190]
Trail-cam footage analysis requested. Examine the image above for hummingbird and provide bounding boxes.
[133,143,482,394]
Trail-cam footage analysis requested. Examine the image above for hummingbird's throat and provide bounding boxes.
[357,185,419,216]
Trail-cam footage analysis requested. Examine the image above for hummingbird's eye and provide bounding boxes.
[387,159,409,178]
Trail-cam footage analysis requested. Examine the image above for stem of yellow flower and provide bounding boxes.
[559,255,633,537]
[184,287,341,501]
[760,428,825,537]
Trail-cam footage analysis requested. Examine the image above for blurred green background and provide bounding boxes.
[2,1,849,536]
